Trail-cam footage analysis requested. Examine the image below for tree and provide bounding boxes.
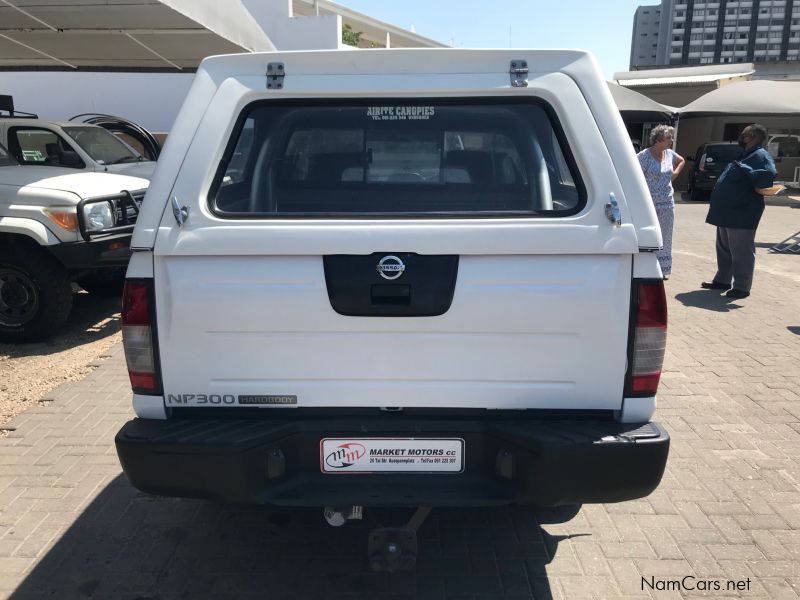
[342,23,363,47]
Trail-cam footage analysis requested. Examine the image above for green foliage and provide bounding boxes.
[342,23,363,47]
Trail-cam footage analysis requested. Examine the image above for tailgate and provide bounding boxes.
[153,76,638,412]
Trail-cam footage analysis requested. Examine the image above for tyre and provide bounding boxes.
[689,184,703,201]
[0,246,73,343]
[77,268,126,296]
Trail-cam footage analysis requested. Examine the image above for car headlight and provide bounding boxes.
[83,201,115,232]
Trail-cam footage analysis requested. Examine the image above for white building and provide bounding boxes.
[630,4,662,69]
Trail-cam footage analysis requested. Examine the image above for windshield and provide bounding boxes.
[62,126,142,165]
[0,142,17,166]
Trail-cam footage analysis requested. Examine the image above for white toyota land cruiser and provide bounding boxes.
[115,48,670,568]
[0,142,148,342]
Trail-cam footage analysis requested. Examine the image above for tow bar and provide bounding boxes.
[323,505,433,572]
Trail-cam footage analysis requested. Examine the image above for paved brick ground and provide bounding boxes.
[1,202,799,600]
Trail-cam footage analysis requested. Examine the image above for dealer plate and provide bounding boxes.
[320,438,464,473]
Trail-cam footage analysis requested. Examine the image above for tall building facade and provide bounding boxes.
[630,5,663,68]
[631,0,800,68]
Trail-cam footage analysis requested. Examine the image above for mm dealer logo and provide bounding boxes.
[325,443,366,469]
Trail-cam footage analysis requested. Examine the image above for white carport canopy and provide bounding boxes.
[606,81,674,121]
[0,0,275,70]
[678,80,800,117]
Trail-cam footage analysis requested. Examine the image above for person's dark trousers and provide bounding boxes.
[714,226,757,292]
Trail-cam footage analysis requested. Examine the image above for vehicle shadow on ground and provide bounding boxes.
[8,476,579,600]
[674,289,744,312]
[0,290,120,357]
[789,326,800,336]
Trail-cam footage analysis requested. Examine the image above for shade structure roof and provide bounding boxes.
[0,0,275,71]
[678,80,800,117]
[606,81,674,121]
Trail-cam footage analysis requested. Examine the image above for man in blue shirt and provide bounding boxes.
[701,124,777,299]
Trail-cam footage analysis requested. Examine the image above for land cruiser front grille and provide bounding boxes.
[113,189,145,226]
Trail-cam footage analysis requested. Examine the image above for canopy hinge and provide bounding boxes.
[510,60,528,88]
[267,62,285,90]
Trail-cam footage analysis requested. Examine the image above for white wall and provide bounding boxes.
[0,71,195,133]
[241,0,341,50]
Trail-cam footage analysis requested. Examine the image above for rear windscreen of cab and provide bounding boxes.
[209,99,585,218]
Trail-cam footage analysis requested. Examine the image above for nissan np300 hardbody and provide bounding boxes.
[116,49,670,527]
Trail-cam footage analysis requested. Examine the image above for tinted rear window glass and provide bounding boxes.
[210,101,584,218]
[705,144,740,162]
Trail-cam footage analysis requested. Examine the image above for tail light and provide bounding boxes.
[698,153,706,172]
[122,279,162,395]
[627,280,668,396]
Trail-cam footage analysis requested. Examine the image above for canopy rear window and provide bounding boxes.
[210,100,584,218]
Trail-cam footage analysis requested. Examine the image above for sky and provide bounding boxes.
[335,0,651,79]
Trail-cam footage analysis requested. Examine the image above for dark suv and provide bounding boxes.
[687,142,741,201]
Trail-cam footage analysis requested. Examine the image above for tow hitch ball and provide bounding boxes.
[323,506,363,527]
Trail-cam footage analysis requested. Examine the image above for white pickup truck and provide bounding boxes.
[114,48,670,567]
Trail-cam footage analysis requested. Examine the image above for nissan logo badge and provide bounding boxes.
[376,255,405,280]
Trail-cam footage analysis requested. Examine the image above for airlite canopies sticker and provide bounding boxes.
[367,106,436,121]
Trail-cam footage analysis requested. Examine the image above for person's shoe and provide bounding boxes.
[725,288,750,299]
[701,280,729,290]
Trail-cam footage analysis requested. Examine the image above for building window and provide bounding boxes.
[706,33,717,39]
[676,10,685,17]
[709,8,718,15]
[691,33,704,40]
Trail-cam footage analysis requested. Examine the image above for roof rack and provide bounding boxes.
[0,95,38,119]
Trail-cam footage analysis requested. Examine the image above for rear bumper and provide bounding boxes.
[115,416,669,507]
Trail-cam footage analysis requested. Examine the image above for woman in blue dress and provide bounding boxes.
[637,125,685,279]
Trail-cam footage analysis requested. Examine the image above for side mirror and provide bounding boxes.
[60,150,83,169]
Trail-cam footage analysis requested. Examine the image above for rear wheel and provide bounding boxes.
[77,268,126,296]
[0,246,73,343]
[688,180,703,201]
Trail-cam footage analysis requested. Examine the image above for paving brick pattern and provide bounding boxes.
[0,203,799,599]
